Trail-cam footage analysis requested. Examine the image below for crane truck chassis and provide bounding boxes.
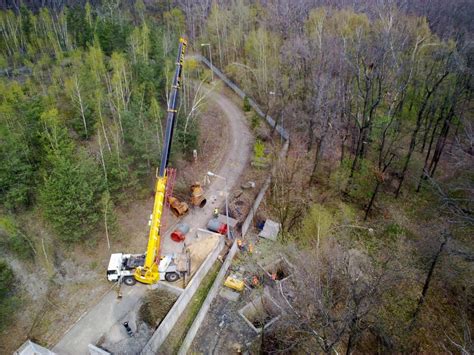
[107,253,188,285]
[106,38,189,286]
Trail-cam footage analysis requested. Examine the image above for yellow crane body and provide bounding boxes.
[132,37,187,285]
[133,175,167,284]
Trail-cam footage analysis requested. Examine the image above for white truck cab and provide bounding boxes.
[106,252,184,286]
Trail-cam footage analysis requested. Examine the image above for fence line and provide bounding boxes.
[195,54,289,141]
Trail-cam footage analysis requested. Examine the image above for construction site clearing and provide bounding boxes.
[94,228,224,355]
[92,221,286,355]
[189,227,293,354]
[14,36,284,355]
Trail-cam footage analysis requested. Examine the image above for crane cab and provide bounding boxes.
[107,253,139,284]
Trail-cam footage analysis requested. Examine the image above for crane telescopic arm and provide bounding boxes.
[134,37,187,284]
[159,38,187,177]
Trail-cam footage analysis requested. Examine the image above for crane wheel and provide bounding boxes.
[165,272,180,282]
[123,276,136,286]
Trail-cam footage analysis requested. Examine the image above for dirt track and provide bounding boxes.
[52,82,252,355]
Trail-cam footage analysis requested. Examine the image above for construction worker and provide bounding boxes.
[252,276,259,287]
[213,208,219,218]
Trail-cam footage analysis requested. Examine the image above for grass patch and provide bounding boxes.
[160,261,221,354]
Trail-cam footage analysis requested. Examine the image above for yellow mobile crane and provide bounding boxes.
[107,38,188,286]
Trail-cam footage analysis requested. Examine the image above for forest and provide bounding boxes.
[0,0,202,347]
[191,1,473,353]
[1,0,473,354]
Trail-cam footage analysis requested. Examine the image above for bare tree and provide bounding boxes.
[265,152,307,237]
[267,239,403,353]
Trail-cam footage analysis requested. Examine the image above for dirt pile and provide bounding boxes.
[139,289,178,328]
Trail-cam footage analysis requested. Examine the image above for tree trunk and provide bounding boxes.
[340,133,347,164]
[409,233,449,330]
[307,118,315,152]
[395,72,449,198]
[310,115,332,184]
[74,77,88,139]
[396,112,425,198]
[428,108,454,178]
[364,152,394,220]
[416,114,442,192]
[419,105,436,154]
[309,138,322,184]
[346,316,359,355]
[364,180,381,221]
[349,126,364,179]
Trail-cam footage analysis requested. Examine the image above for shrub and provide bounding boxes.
[0,216,35,260]
[0,260,18,331]
[243,95,251,112]
[250,111,260,130]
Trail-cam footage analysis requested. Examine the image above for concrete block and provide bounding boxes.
[259,256,293,283]
[15,340,56,355]
[258,219,281,241]
[219,288,241,302]
[88,344,111,355]
[238,293,281,333]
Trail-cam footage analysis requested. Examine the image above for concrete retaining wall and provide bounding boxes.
[177,56,290,354]
[140,236,224,354]
[177,238,238,355]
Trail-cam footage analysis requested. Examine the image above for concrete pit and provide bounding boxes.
[261,257,292,282]
[238,294,281,333]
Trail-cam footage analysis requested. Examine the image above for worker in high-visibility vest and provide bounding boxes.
[252,276,259,286]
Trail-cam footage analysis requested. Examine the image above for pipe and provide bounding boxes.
[168,196,189,217]
[191,182,207,208]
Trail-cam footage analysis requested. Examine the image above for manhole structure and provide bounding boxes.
[238,293,281,333]
[260,257,293,283]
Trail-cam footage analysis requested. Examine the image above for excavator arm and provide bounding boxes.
[134,38,187,284]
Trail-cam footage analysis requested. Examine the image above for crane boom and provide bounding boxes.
[134,37,187,284]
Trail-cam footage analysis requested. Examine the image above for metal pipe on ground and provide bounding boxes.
[171,223,190,242]
[207,219,228,235]
[190,183,207,208]
[168,196,189,217]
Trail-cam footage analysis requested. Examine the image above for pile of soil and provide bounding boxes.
[139,289,178,328]
[188,235,219,275]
